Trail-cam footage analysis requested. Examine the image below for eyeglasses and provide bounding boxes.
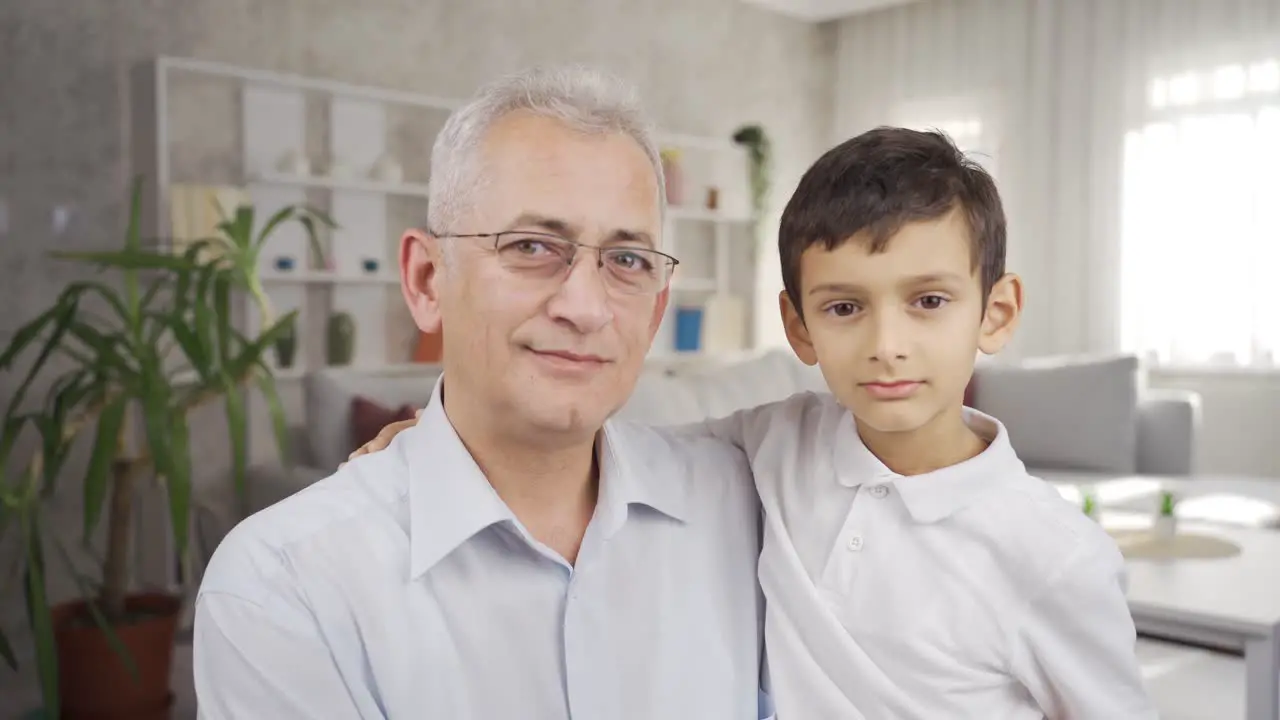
[433,230,680,295]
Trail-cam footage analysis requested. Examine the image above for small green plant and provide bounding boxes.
[1082,493,1097,518]
[731,124,771,218]
[1159,490,1177,517]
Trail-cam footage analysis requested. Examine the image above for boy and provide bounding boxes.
[352,127,1156,718]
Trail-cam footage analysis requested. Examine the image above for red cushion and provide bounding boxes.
[350,396,417,453]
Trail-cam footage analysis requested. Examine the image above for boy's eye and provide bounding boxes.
[915,294,948,310]
[825,302,860,317]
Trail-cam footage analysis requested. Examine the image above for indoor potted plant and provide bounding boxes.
[0,177,331,718]
[1154,490,1179,540]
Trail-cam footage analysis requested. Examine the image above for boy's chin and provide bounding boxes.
[848,401,938,435]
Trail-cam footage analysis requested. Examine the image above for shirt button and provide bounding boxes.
[870,485,890,499]
[848,535,864,551]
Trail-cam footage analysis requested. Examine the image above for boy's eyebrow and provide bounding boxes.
[808,282,864,296]
[902,272,968,286]
[807,273,969,295]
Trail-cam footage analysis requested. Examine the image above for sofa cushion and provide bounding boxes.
[970,354,1141,474]
[304,365,442,471]
[350,396,418,453]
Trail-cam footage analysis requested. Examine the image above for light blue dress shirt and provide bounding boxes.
[194,378,766,719]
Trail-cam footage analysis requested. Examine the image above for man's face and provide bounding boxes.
[403,111,667,439]
[782,208,1020,435]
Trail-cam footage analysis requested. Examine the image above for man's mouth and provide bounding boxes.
[523,346,610,365]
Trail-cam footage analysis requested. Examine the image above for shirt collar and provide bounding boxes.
[406,376,688,578]
[831,407,1025,523]
[406,375,516,579]
[595,420,689,534]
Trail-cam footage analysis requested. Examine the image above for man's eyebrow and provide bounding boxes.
[505,213,580,238]
[505,213,655,249]
[605,229,655,249]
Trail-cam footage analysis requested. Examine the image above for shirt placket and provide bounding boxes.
[817,481,893,605]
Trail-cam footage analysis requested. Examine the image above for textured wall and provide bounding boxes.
[0,0,834,647]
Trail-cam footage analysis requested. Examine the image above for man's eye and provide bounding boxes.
[607,250,654,273]
[510,239,554,255]
[825,302,859,317]
[915,295,948,310]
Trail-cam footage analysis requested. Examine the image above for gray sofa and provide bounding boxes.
[193,350,1202,572]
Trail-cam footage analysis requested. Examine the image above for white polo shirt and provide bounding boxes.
[195,377,767,719]
[698,391,1157,719]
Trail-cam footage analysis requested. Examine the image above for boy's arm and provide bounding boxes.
[665,404,769,451]
[1008,537,1158,719]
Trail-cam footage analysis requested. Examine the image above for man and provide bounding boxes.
[193,66,766,719]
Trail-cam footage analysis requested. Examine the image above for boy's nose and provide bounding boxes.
[867,310,909,362]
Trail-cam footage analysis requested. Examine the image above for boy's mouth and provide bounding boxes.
[859,380,923,400]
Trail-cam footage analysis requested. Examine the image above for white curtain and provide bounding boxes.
[829,0,1280,368]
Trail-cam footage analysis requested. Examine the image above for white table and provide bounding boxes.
[1101,511,1280,719]
[1048,473,1280,529]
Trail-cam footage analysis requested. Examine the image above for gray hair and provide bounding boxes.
[426,64,666,240]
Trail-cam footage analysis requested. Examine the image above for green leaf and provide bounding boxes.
[165,409,192,560]
[139,362,175,488]
[22,505,58,717]
[254,205,297,254]
[214,275,233,364]
[0,302,62,369]
[254,365,291,468]
[84,396,126,541]
[0,627,15,671]
[217,205,255,253]
[4,292,80,421]
[223,379,248,510]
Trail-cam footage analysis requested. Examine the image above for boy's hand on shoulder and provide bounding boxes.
[343,409,422,467]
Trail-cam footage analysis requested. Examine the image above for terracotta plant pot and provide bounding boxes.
[51,592,182,720]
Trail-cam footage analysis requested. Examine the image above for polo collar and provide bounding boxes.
[831,407,1024,523]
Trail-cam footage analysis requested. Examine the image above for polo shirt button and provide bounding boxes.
[870,485,889,499]
[848,535,864,551]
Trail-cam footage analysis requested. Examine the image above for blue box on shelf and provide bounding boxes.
[675,306,703,352]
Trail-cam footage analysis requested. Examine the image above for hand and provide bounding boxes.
[343,409,422,466]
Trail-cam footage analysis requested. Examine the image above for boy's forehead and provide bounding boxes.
[800,212,978,290]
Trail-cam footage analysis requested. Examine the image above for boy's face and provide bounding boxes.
[781,208,1022,435]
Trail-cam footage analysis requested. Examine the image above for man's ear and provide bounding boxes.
[400,229,444,333]
[779,290,818,366]
[978,272,1023,355]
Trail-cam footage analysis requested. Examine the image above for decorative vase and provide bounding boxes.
[273,321,297,369]
[660,149,684,206]
[327,312,356,366]
[1153,514,1178,540]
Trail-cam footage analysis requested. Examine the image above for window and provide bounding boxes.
[1121,59,1280,368]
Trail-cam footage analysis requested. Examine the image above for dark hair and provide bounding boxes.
[778,126,1006,317]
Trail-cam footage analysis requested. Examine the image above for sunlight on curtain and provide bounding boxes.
[1121,59,1280,368]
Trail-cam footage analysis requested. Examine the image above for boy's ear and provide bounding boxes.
[779,290,819,366]
[978,272,1023,355]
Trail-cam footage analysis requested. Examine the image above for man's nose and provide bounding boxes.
[546,252,614,333]
[868,308,909,362]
